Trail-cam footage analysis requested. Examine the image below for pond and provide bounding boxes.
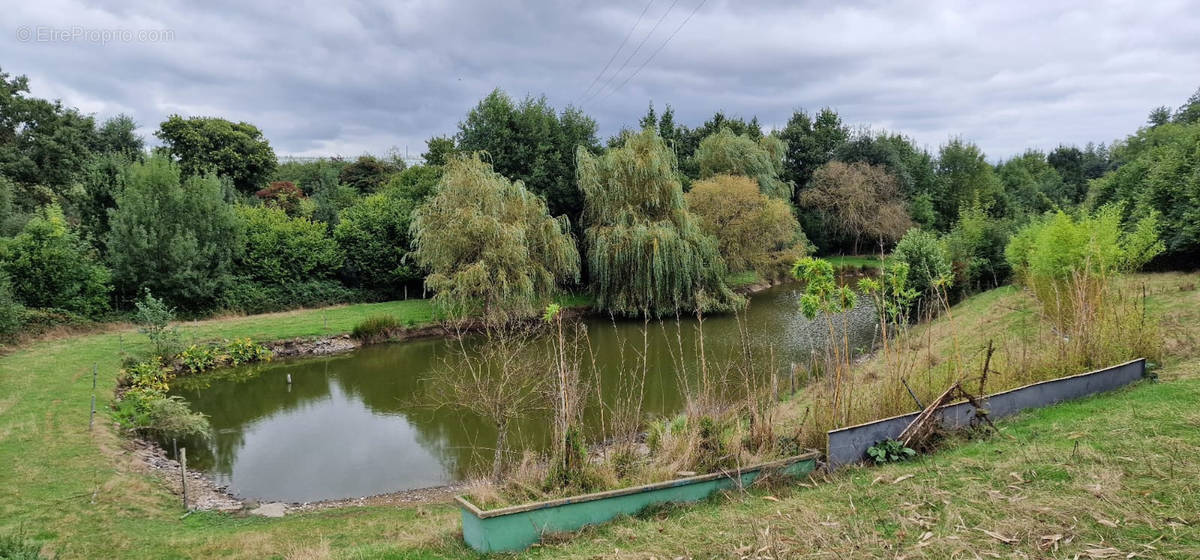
[167,284,880,503]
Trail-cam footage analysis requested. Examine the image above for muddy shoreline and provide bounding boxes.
[139,279,793,515]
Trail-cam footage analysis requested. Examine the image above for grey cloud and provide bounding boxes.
[1,0,1198,160]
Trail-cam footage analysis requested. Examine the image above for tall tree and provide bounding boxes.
[801,161,913,254]
[932,138,1003,229]
[685,174,805,277]
[1172,87,1200,125]
[334,188,421,296]
[578,129,741,316]
[0,68,98,196]
[692,128,792,199]
[454,89,600,223]
[777,108,850,197]
[411,155,580,323]
[96,114,144,158]
[155,115,276,195]
[106,155,241,309]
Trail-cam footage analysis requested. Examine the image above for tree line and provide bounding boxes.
[2,63,1198,333]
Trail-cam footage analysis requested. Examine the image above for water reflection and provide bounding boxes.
[169,284,878,502]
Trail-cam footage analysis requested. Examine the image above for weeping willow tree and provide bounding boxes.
[411,154,580,324]
[693,128,792,199]
[578,129,743,316]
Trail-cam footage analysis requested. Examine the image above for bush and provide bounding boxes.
[0,271,24,336]
[0,204,111,316]
[233,205,342,285]
[219,279,364,314]
[133,290,181,359]
[179,344,221,373]
[145,396,211,441]
[867,439,916,464]
[891,228,953,301]
[223,338,271,366]
[943,204,1013,294]
[351,314,401,343]
[334,190,421,296]
[684,174,807,279]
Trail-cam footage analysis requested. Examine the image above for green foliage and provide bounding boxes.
[932,138,1004,229]
[422,135,455,166]
[338,154,404,193]
[996,150,1062,215]
[693,128,792,199]
[154,115,276,195]
[179,344,220,373]
[0,271,22,335]
[273,158,349,193]
[219,279,362,314]
[133,290,181,359]
[222,337,272,366]
[74,151,129,244]
[943,204,1013,293]
[579,129,743,316]
[384,164,442,203]
[1089,122,1200,260]
[0,531,45,560]
[1005,205,1164,287]
[350,314,401,342]
[685,174,806,278]
[0,204,111,316]
[455,89,600,221]
[124,357,174,394]
[234,205,341,284]
[334,188,419,296]
[106,155,241,310]
[867,439,916,464]
[96,114,144,158]
[834,131,935,201]
[144,396,211,441]
[791,257,856,318]
[412,155,580,324]
[0,67,98,194]
[891,229,953,299]
[777,108,850,195]
[1172,86,1200,125]
[858,261,918,324]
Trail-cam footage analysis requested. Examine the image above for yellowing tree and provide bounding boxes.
[801,161,913,254]
[685,174,806,279]
[410,155,579,324]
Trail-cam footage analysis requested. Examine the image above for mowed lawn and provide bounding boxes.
[1,275,1198,558]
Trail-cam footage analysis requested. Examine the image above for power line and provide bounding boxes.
[577,0,655,103]
[598,0,707,104]
[581,0,680,106]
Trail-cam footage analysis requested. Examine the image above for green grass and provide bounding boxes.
[825,254,884,270]
[725,270,761,288]
[1,277,1198,558]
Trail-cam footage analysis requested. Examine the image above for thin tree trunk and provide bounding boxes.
[492,420,508,481]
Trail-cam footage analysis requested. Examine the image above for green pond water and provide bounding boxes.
[168,284,879,502]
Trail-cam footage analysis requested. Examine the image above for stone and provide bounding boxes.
[250,502,287,517]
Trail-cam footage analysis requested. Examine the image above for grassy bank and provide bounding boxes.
[1,273,1198,558]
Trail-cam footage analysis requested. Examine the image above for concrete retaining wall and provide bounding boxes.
[825,358,1146,469]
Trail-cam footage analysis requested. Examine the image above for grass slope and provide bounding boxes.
[1,274,1198,558]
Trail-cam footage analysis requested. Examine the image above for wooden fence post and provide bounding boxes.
[180,447,188,510]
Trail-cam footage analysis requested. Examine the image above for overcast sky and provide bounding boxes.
[3,0,1198,161]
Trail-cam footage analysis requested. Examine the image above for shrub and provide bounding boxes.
[124,357,174,394]
[254,181,307,215]
[0,204,111,316]
[867,439,916,464]
[145,396,211,441]
[891,228,953,301]
[0,271,23,336]
[179,344,221,373]
[220,279,364,315]
[234,205,342,285]
[133,290,181,359]
[351,314,401,343]
[223,338,271,366]
[943,204,1013,293]
[334,190,420,296]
